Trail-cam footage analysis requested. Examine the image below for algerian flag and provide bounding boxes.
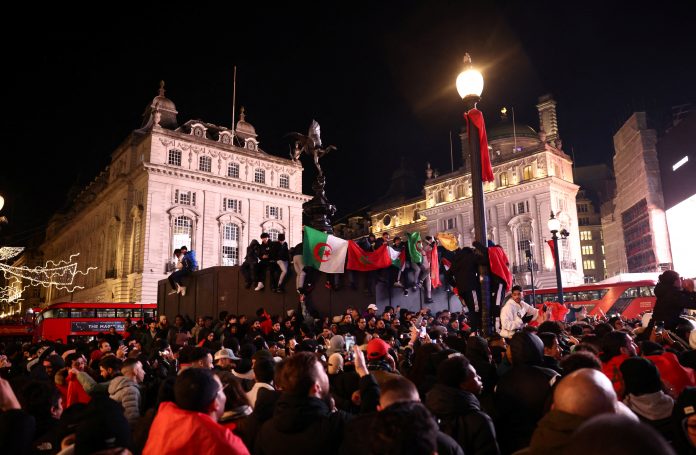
[388,246,405,270]
[407,232,423,264]
[303,226,349,273]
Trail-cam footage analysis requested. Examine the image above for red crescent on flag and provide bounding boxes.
[313,242,332,262]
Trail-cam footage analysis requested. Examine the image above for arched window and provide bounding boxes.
[517,224,532,266]
[221,223,240,266]
[265,228,281,241]
[499,172,509,187]
[523,165,533,181]
[254,168,266,184]
[199,155,212,172]
[279,174,290,189]
[172,216,193,253]
[131,216,142,273]
[168,149,182,166]
[105,223,119,279]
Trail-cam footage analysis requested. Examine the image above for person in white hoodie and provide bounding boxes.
[499,285,546,338]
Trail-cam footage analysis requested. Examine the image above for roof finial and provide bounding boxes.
[239,106,246,122]
[158,80,166,97]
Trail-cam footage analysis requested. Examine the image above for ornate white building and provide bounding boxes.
[41,82,309,304]
[370,95,585,288]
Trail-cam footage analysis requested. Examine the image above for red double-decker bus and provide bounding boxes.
[524,280,657,319]
[34,302,157,343]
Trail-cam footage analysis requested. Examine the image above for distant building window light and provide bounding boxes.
[673,156,688,171]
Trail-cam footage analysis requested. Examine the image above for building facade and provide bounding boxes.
[601,113,672,276]
[370,95,585,289]
[576,190,606,283]
[41,83,309,305]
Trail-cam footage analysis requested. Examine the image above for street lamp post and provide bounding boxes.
[548,211,564,305]
[456,54,492,336]
[526,243,536,304]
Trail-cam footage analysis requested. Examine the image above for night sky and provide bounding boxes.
[3,1,695,247]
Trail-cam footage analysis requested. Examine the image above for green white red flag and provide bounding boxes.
[303,226,348,273]
[346,242,391,271]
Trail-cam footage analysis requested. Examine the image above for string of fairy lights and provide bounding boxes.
[0,247,97,308]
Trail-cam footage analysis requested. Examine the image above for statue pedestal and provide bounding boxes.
[303,174,336,234]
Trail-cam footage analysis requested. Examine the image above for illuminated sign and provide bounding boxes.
[70,321,125,332]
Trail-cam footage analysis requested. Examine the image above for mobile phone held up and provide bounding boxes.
[419,326,427,338]
[344,334,355,360]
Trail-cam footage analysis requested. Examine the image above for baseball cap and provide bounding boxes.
[367,338,390,360]
[214,348,240,361]
[367,304,378,311]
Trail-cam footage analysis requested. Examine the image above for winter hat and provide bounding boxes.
[328,353,344,374]
[620,357,661,396]
[75,397,131,455]
[367,338,390,360]
[367,304,378,311]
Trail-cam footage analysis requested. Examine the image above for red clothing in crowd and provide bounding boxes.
[601,353,631,399]
[66,371,91,407]
[646,351,696,396]
[143,402,249,455]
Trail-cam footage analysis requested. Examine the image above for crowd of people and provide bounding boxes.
[1,270,695,454]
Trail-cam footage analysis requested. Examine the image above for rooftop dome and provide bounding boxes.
[235,106,257,139]
[487,121,538,141]
[140,81,178,130]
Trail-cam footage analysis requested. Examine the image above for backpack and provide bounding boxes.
[185,251,199,271]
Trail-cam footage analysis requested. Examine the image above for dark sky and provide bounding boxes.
[3,1,695,246]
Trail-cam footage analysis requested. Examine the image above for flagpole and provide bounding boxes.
[449,131,454,172]
[232,65,237,132]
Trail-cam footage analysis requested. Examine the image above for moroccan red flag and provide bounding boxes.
[347,241,391,271]
[488,245,512,291]
[464,108,494,182]
[431,245,441,289]
[547,240,558,267]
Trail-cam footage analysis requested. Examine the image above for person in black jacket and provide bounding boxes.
[426,355,500,455]
[448,246,486,331]
[241,239,261,289]
[255,346,379,455]
[651,270,696,331]
[270,233,290,293]
[494,331,559,454]
[340,376,463,455]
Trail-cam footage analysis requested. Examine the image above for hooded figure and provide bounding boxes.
[326,335,345,358]
[621,357,674,441]
[494,331,559,454]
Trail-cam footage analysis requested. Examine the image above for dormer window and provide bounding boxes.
[219,132,233,145]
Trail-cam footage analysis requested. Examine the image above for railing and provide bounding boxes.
[561,260,576,270]
[512,262,539,274]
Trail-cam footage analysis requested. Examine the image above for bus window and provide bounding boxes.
[144,309,156,319]
[43,309,69,319]
[71,309,96,318]
[598,289,609,299]
[563,292,577,302]
[640,286,654,297]
[96,309,117,318]
[535,295,544,305]
[116,309,132,318]
[621,287,639,298]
